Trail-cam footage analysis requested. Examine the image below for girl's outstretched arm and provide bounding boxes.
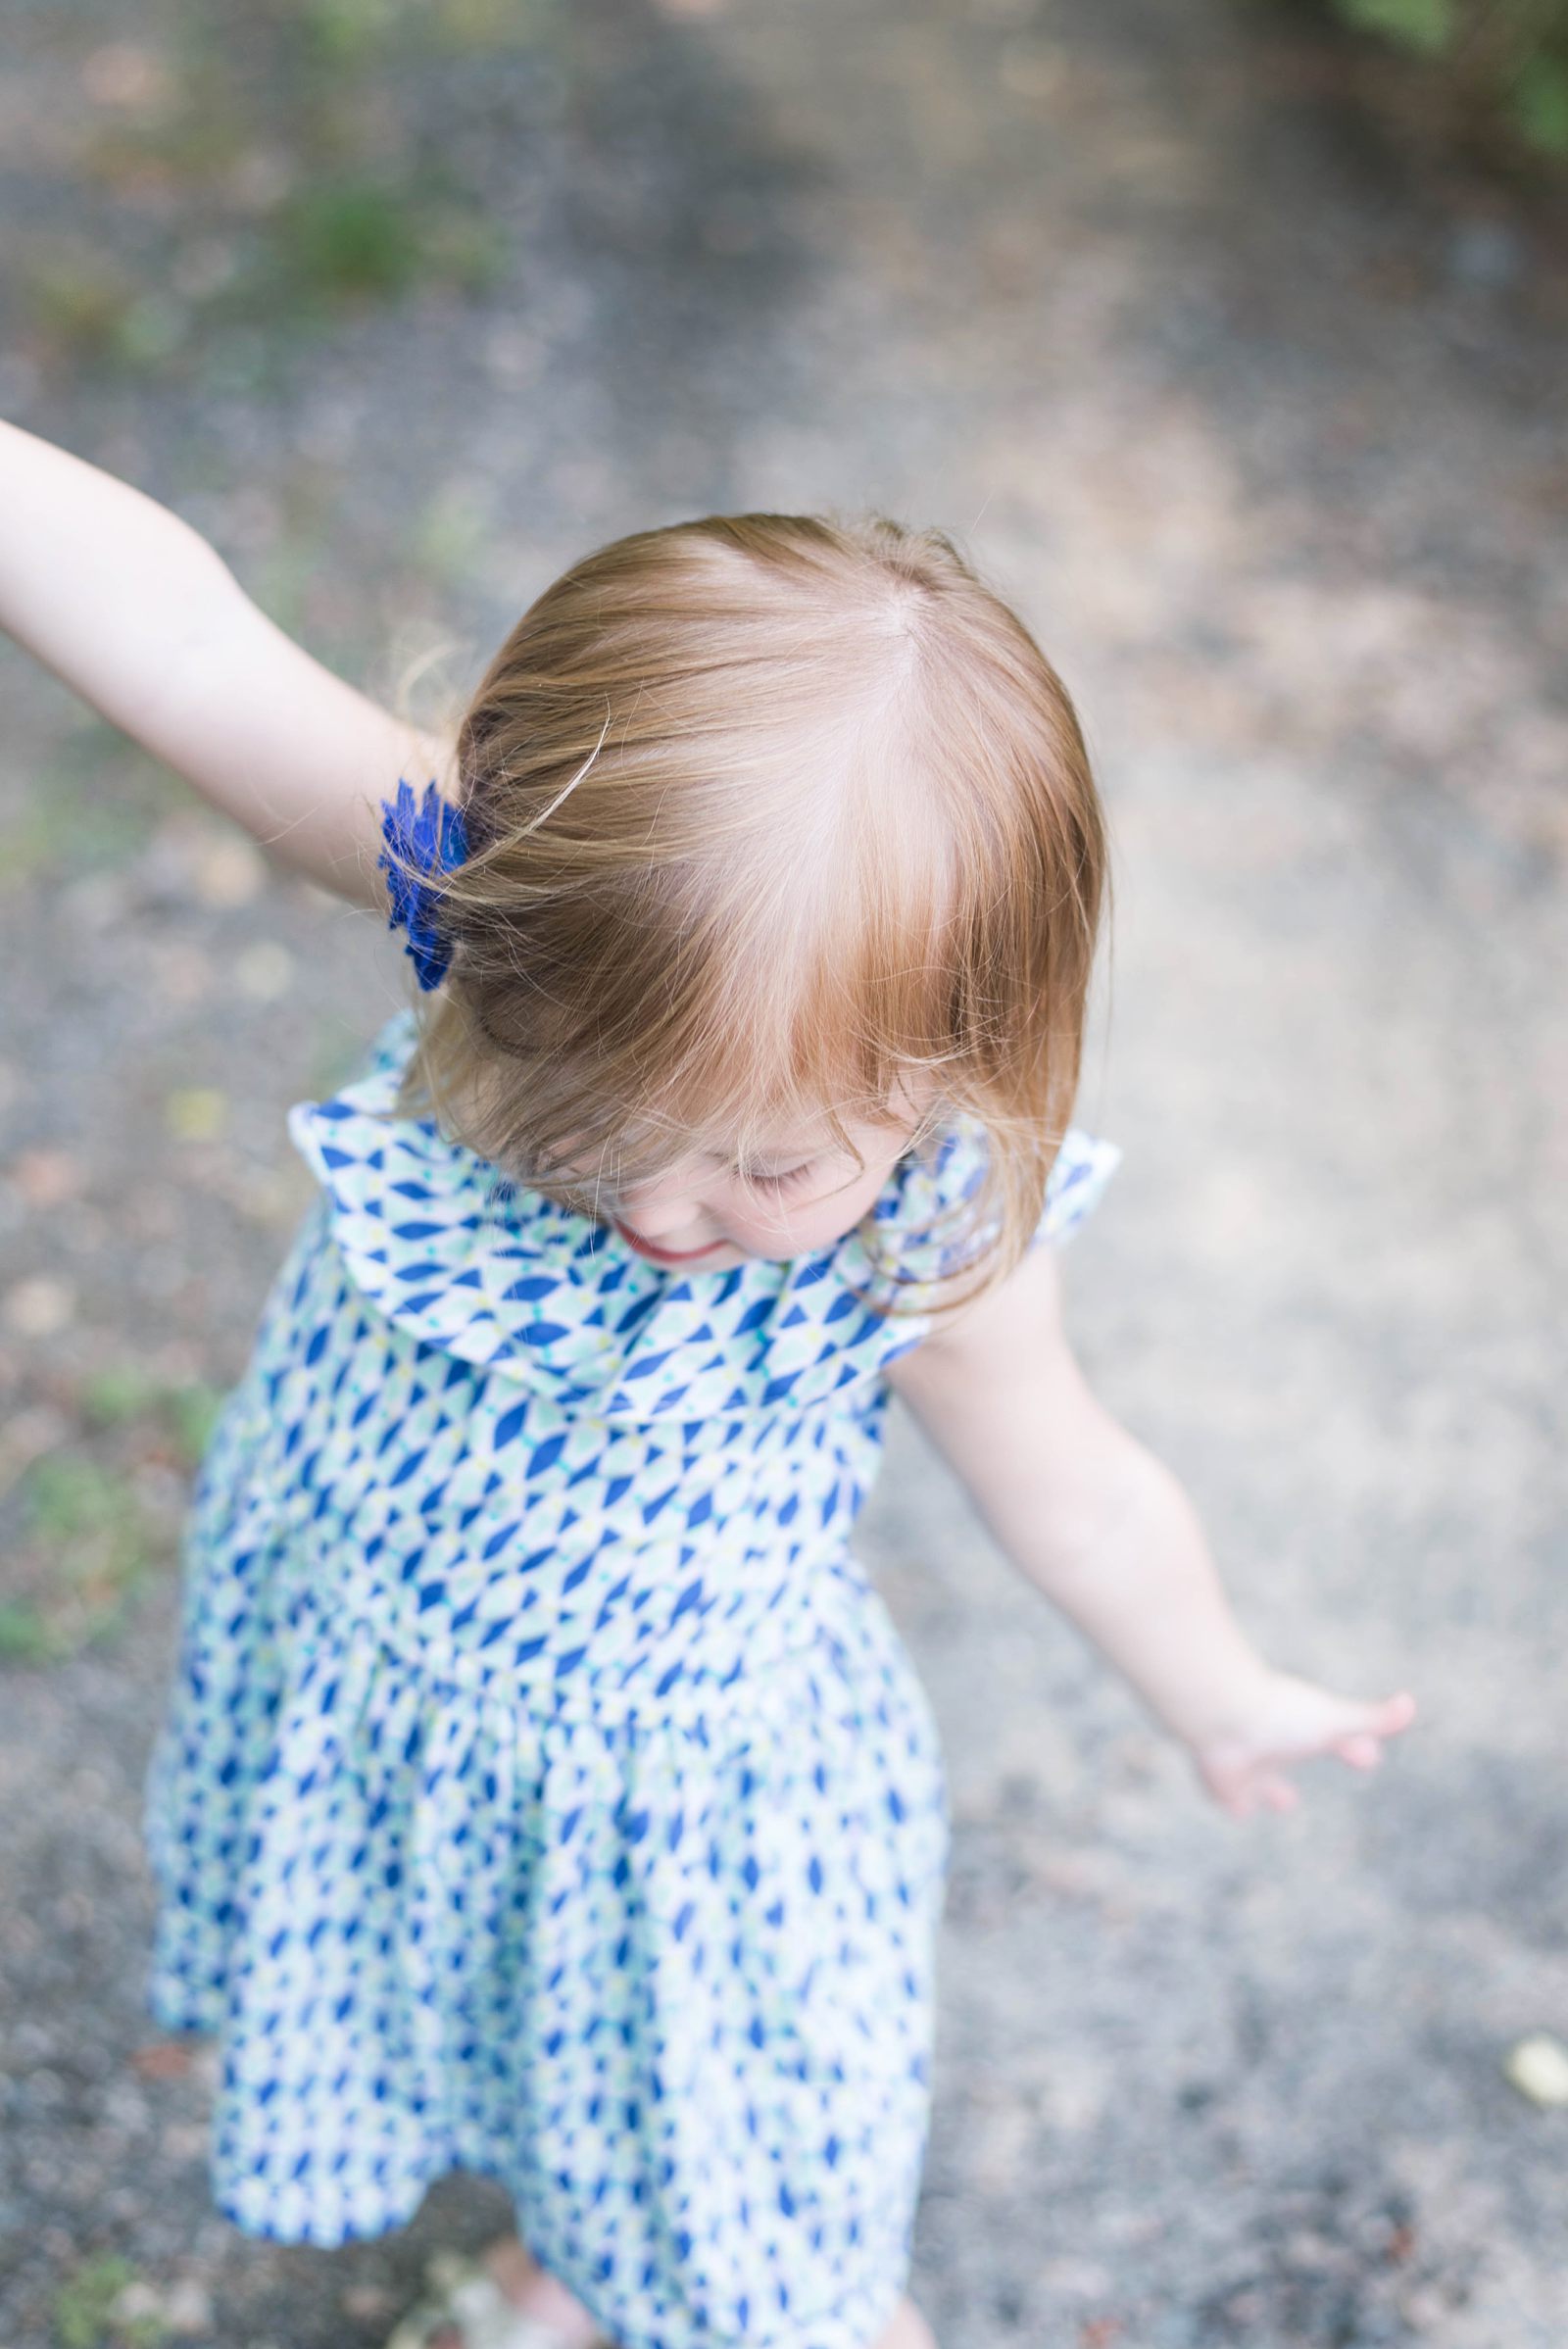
[0,417,454,905]
[887,1243,1415,1817]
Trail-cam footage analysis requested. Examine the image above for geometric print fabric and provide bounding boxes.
[143,1009,1117,2348]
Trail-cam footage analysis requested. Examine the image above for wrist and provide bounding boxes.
[1154,1653,1282,1757]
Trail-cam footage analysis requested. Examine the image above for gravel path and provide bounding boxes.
[2,2,1566,2344]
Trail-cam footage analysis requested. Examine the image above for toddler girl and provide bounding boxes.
[1,420,1414,2349]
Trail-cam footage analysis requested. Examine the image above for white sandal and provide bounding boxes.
[384,2250,613,2349]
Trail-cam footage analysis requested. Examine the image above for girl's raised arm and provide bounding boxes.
[0,417,455,907]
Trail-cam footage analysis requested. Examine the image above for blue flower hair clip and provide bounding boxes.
[377,778,470,992]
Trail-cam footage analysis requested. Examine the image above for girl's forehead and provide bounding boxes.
[676,1119,861,1169]
[705,1124,850,1165]
[687,1076,933,1161]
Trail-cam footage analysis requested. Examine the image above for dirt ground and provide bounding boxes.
[2,1,1566,2344]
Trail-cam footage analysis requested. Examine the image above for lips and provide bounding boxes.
[613,1221,723,1265]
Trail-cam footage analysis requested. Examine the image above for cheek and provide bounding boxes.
[727,1161,893,1254]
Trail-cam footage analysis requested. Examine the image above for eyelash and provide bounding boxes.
[743,1162,817,1196]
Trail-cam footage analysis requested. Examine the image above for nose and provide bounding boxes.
[615,1167,712,1243]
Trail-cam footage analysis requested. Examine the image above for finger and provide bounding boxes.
[1335,1735,1384,1770]
[1328,1690,1412,1735]
[1260,1775,1298,1814]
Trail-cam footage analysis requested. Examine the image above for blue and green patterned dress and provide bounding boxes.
[143,1007,1116,2349]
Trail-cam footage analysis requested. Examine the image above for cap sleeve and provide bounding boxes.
[880,1112,1121,1260]
[841,1110,1119,1325]
[1034,1128,1121,1248]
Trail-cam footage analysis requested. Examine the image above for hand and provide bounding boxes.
[1191,1671,1416,1819]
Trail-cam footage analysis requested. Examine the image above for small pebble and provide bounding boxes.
[1447,219,1525,291]
[110,2271,213,2334]
[149,941,215,1007]
[342,2281,398,2320]
[234,940,296,1002]
[110,2280,164,2325]
[193,836,269,907]
[4,1276,75,1337]
[56,873,130,931]
[1504,2033,1568,2107]
[81,41,173,110]
[165,2276,215,2333]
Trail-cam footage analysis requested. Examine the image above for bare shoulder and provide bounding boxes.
[884,1240,1075,1403]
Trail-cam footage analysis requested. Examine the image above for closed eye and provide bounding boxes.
[741,1160,819,1196]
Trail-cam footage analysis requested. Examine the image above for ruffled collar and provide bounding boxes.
[286,1012,979,1422]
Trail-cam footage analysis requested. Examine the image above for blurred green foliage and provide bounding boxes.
[266,169,509,312]
[0,719,183,889]
[20,0,547,382]
[79,1363,225,1461]
[0,1453,158,1666]
[1304,0,1568,157]
[0,1373,222,1667]
[53,2255,167,2349]
[1339,0,1455,49]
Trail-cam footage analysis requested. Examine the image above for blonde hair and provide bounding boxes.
[386,513,1107,1314]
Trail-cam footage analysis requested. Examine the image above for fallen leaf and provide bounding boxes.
[7,1149,87,1209]
[130,2038,199,2080]
[166,1087,228,1142]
